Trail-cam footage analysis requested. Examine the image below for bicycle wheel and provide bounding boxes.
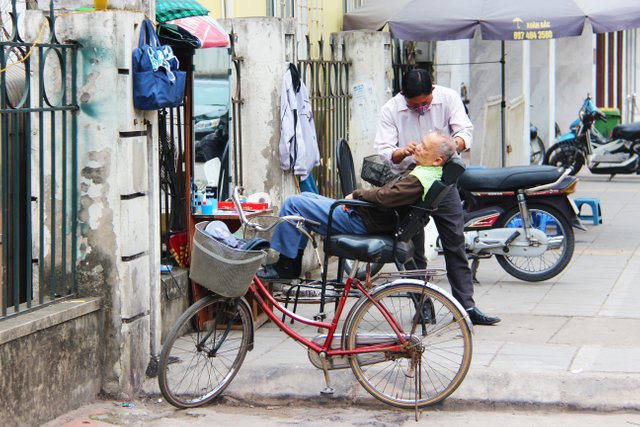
[158,295,252,408]
[495,204,575,282]
[345,282,472,409]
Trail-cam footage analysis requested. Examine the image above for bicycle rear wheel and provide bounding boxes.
[158,295,252,408]
[345,282,472,409]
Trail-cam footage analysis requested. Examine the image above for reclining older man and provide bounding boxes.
[258,130,455,278]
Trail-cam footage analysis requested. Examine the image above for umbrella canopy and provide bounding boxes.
[165,15,229,48]
[156,0,230,49]
[345,0,640,42]
[156,0,209,23]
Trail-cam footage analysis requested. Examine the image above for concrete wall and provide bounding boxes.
[52,6,160,400]
[555,32,594,133]
[0,299,103,427]
[218,17,298,208]
[333,30,392,183]
[434,40,470,103]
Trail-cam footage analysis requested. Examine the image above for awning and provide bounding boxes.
[156,0,230,49]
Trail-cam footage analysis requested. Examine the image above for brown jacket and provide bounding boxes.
[351,166,423,233]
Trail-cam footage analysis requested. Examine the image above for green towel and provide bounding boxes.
[410,166,443,200]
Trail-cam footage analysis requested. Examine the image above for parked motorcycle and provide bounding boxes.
[530,123,546,165]
[544,94,640,177]
[429,164,582,282]
[348,164,583,282]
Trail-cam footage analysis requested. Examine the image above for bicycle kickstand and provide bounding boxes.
[319,352,334,395]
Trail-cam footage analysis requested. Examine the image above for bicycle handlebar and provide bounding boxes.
[232,187,321,232]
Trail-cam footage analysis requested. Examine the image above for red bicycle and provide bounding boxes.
[158,185,473,411]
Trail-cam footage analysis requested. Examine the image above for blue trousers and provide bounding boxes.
[270,192,368,259]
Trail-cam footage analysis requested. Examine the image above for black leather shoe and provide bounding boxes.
[256,263,297,280]
[466,307,501,325]
[417,298,436,324]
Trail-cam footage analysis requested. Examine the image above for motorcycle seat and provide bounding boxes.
[611,122,640,140]
[459,165,562,191]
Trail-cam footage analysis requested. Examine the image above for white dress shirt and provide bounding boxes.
[374,85,473,174]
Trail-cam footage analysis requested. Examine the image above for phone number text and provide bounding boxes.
[513,30,553,40]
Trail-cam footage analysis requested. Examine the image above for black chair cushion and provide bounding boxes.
[327,234,415,265]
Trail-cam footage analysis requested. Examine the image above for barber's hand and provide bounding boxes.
[405,141,418,156]
[454,136,466,152]
[392,141,418,163]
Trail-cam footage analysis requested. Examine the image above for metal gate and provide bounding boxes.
[298,38,350,199]
[229,34,350,198]
[0,1,79,317]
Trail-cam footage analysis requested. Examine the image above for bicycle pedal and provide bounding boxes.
[314,312,327,321]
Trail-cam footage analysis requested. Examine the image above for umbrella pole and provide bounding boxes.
[501,41,506,167]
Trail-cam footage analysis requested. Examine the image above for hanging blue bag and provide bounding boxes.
[132,19,186,110]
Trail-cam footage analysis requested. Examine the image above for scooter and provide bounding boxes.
[530,123,546,165]
[425,164,584,282]
[349,164,583,283]
[544,94,640,177]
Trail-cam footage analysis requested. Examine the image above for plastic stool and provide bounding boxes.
[574,198,602,225]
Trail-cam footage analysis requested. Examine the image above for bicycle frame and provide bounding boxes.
[247,274,410,358]
[158,186,474,411]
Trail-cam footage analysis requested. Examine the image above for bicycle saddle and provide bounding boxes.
[459,165,562,191]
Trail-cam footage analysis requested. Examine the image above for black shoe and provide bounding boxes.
[466,307,501,325]
[418,299,436,324]
[256,263,297,280]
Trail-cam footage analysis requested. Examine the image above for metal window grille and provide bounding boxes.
[1,0,79,318]
[298,37,350,198]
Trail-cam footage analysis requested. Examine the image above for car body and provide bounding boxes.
[194,78,230,162]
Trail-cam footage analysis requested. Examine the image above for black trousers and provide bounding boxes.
[411,188,475,310]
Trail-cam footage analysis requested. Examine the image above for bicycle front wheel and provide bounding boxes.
[345,282,472,409]
[158,295,252,408]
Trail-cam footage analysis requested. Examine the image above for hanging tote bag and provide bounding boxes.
[132,19,186,110]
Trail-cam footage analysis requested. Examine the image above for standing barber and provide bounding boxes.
[374,68,500,325]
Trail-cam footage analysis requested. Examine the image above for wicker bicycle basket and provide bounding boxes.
[361,154,399,187]
[189,222,267,297]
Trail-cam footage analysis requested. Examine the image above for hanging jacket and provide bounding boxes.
[279,63,320,180]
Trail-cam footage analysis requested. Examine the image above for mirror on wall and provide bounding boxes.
[192,47,232,201]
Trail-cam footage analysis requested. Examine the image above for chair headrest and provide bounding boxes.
[441,157,466,185]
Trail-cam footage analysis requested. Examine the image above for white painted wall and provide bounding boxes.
[434,40,470,104]
[217,17,298,210]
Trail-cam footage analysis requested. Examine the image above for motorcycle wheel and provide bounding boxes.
[544,143,584,175]
[343,259,384,280]
[530,136,546,165]
[494,204,575,282]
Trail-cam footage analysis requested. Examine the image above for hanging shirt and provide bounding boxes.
[279,63,320,180]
